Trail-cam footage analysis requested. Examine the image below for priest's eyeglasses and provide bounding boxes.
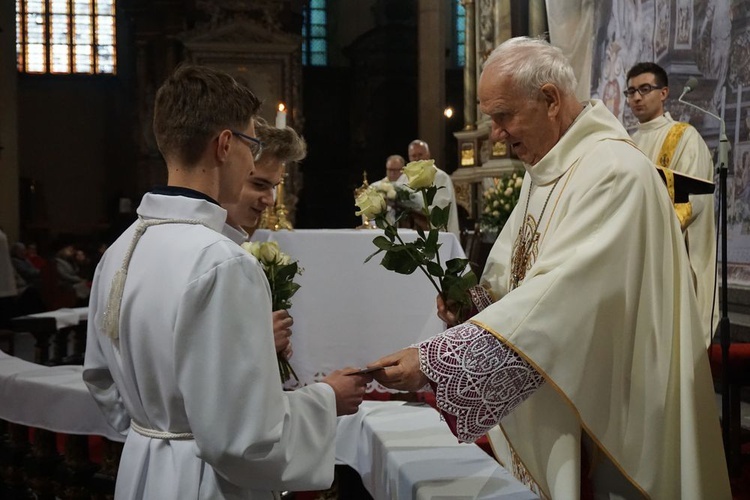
[230,130,264,161]
[623,84,664,98]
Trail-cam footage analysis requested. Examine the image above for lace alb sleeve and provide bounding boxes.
[418,322,544,442]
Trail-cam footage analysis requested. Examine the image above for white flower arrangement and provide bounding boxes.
[480,170,524,233]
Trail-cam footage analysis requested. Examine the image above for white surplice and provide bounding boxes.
[83,193,338,499]
[632,112,718,347]
[421,101,729,499]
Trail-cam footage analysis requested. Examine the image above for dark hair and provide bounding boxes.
[626,62,669,88]
[153,64,262,166]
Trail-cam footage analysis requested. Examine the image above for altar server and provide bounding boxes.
[83,64,370,499]
[627,61,718,347]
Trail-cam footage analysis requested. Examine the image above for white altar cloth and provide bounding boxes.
[0,350,124,441]
[336,401,538,500]
[251,229,465,387]
[13,306,89,330]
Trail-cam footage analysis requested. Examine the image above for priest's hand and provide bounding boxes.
[323,369,372,416]
[436,295,458,327]
[272,310,293,355]
[369,348,429,392]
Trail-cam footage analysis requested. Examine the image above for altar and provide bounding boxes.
[250,229,465,387]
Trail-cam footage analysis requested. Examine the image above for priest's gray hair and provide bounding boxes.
[484,36,577,98]
[255,116,307,164]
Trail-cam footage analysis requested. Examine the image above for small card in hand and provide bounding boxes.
[347,366,385,375]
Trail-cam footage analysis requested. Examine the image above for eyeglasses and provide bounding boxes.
[229,130,264,161]
[623,84,664,98]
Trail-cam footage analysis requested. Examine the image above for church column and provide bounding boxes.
[462,0,476,131]
[528,0,547,37]
[417,0,447,169]
[0,0,20,240]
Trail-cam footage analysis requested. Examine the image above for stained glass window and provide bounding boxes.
[16,0,116,74]
[302,0,327,66]
[455,0,466,67]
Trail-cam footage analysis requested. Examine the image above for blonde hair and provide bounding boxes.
[255,117,307,164]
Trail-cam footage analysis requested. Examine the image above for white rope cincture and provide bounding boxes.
[102,216,209,339]
[130,420,194,440]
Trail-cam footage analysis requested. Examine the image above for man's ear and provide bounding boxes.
[540,83,561,118]
[216,129,232,162]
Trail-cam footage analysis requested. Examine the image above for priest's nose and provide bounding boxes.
[491,122,508,142]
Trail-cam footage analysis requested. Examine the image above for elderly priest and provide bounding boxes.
[370,37,730,499]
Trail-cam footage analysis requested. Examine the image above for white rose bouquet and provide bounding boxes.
[480,170,524,233]
[355,159,478,322]
[371,179,418,223]
[241,241,301,382]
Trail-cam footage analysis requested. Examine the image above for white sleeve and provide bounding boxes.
[82,268,131,435]
[174,255,337,491]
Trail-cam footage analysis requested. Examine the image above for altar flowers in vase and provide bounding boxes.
[479,169,524,236]
[241,240,301,382]
[355,159,477,322]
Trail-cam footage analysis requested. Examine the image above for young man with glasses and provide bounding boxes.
[83,64,371,499]
[626,61,718,348]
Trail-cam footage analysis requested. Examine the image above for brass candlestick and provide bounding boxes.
[272,167,293,230]
[354,170,375,229]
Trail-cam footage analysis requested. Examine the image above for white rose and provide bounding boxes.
[504,203,511,211]
[387,187,397,200]
[403,160,437,189]
[241,241,262,260]
[278,252,291,266]
[259,241,281,265]
[492,210,500,217]
[515,177,523,188]
[504,187,513,197]
[493,200,499,208]
[355,188,387,218]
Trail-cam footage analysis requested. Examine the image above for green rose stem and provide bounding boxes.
[268,265,299,384]
[390,228,444,298]
[418,192,468,321]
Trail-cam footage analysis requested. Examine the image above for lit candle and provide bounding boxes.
[275,103,287,129]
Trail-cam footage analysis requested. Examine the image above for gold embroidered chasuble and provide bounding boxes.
[473,101,730,499]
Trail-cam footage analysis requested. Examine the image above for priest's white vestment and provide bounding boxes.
[467,101,729,499]
[83,192,338,499]
[632,112,718,347]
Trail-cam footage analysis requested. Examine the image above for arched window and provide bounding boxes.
[302,0,327,66]
[16,0,116,74]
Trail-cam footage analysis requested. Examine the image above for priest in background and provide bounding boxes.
[407,140,461,238]
[626,61,718,347]
[83,64,371,499]
[370,37,730,499]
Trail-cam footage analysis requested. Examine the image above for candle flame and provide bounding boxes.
[278,103,286,112]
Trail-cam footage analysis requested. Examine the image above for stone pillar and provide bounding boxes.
[528,0,547,37]
[462,0,476,131]
[494,0,512,45]
[0,1,20,240]
[417,0,446,170]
